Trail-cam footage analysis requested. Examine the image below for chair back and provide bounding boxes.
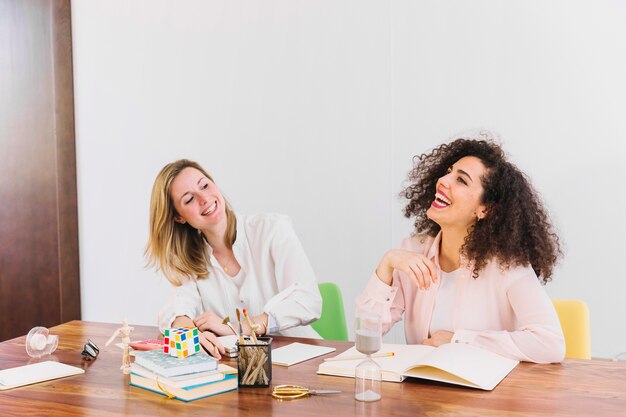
[311,283,349,341]
[552,299,591,359]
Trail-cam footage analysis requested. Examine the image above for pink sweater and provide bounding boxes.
[356,232,565,363]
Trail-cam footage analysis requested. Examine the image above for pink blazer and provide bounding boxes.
[356,232,565,363]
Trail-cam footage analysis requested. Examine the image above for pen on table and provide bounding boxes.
[323,352,395,362]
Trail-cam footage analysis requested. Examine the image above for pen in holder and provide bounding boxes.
[237,337,272,387]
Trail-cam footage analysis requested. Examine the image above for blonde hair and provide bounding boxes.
[145,159,237,286]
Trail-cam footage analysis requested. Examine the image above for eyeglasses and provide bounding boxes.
[81,339,100,361]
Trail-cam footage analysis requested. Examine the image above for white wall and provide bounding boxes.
[72,0,626,358]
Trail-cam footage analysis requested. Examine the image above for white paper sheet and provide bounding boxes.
[272,343,336,366]
[0,361,84,390]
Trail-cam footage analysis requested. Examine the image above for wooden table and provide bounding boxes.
[1,321,625,416]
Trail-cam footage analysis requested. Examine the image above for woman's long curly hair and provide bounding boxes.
[403,135,561,283]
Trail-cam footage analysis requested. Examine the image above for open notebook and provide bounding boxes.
[317,342,518,391]
[0,361,84,390]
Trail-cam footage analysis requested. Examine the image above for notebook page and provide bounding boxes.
[317,343,436,381]
[416,343,518,390]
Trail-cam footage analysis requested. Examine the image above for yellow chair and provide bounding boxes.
[552,299,591,359]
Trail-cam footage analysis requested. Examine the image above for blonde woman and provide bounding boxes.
[146,159,322,359]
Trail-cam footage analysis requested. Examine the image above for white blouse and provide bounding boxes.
[428,268,461,335]
[158,213,322,338]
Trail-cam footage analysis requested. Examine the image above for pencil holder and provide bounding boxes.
[237,337,272,387]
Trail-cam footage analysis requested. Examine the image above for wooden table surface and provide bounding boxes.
[1,320,626,417]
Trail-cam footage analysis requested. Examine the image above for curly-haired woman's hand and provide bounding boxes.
[376,249,439,289]
[422,330,453,347]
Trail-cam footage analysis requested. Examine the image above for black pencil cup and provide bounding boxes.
[236,337,272,387]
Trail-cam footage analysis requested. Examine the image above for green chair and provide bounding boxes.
[311,283,349,341]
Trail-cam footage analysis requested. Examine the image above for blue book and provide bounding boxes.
[133,349,218,377]
[130,373,237,402]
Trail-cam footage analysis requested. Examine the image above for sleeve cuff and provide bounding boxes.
[158,309,196,334]
[267,311,279,333]
[452,329,478,344]
[365,272,398,304]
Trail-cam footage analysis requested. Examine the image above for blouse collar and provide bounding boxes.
[425,230,474,273]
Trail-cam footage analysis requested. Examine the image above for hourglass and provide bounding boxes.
[354,313,382,402]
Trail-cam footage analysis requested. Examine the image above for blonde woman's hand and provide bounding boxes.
[198,330,225,360]
[171,315,225,359]
[375,249,439,289]
[422,330,453,347]
[194,311,231,336]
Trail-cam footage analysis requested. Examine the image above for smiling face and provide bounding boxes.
[426,156,488,232]
[170,167,227,231]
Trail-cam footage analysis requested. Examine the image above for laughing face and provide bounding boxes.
[426,156,488,232]
[170,167,226,231]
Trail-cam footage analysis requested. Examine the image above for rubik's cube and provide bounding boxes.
[163,327,201,358]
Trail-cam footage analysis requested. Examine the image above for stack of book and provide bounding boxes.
[130,349,237,401]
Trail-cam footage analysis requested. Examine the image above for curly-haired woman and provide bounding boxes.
[146,159,322,359]
[357,133,565,363]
